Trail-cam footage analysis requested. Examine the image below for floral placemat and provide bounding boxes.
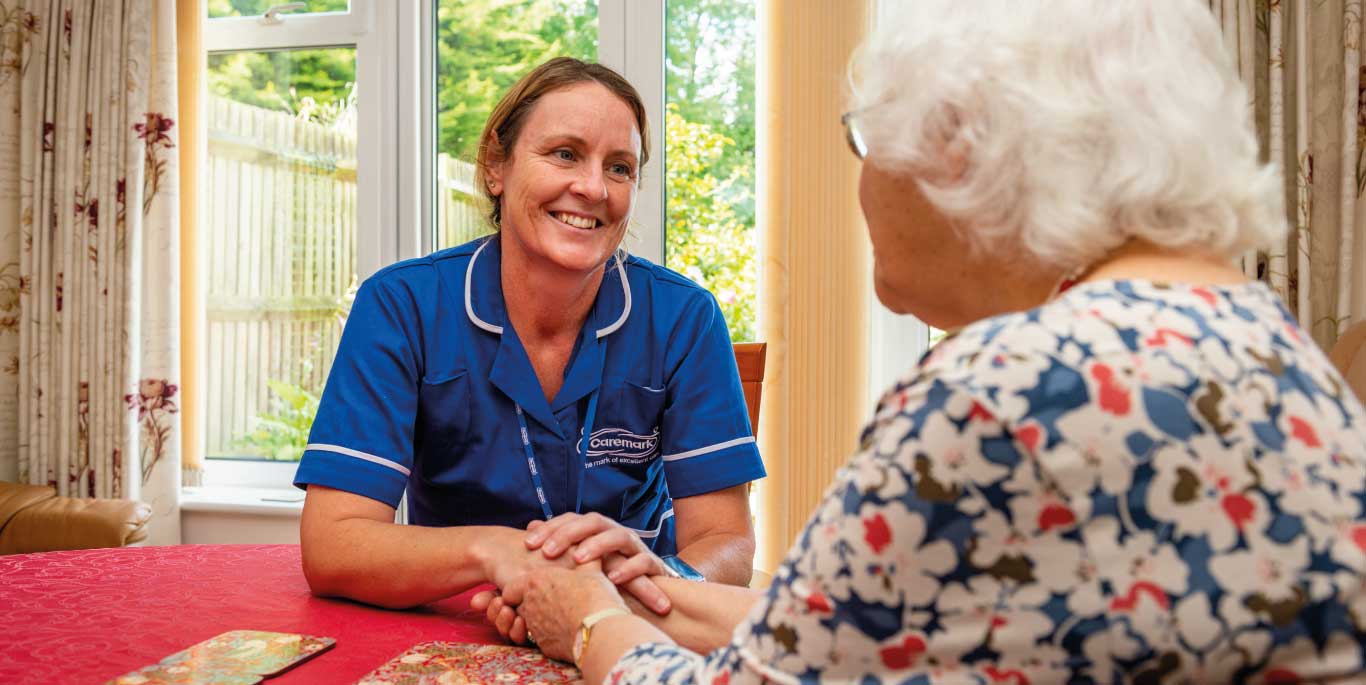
[354,642,581,684]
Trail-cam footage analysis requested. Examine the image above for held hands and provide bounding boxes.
[500,559,627,663]
[525,513,672,614]
[472,550,653,645]
[471,513,671,647]
[471,527,579,644]
[477,526,580,591]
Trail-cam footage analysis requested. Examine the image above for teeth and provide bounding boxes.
[553,212,597,229]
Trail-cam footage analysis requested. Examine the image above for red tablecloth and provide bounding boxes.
[0,544,503,684]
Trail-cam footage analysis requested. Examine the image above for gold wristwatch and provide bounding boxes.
[572,607,631,667]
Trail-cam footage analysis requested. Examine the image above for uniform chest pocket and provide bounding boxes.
[416,370,472,466]
[586,380,667,470]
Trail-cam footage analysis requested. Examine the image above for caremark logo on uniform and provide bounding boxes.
[582,427,660,467]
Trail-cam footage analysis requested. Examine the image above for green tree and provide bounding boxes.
[207,48,355,123]
[666,0,755,225]
[230,380,321,461]
[435,0,596,159]
[665,0,757,340]
[665,105,755,342]
[205,0,355,122]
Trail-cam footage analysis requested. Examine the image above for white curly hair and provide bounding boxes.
[849,0,1286,271]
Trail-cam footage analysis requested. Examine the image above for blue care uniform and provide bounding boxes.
[293,236,765,556]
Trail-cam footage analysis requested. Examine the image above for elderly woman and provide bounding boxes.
[293,58,764,626]
[499,2,1366,682]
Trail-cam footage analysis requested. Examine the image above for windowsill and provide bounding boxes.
[181,486,305,517]
[198,456,300,488]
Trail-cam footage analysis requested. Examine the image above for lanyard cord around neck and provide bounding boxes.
[515,388,601,521]
[509,252,623,520]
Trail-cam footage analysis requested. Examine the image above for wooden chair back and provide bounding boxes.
[1330,322,1366,405]
[733,342,769,589]
[733,342,766,435]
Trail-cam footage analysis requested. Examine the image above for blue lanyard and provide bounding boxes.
[516,388,600,520]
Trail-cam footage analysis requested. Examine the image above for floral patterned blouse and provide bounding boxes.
[608,280,1366,684]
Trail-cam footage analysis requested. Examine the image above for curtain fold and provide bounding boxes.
[0,0,182,544]
[1210,0,1366,350]
[0,3,27,483]
[176,0,200,487]
[755,0,870,573]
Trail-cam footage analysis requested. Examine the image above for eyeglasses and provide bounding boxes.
[841,110,868,160]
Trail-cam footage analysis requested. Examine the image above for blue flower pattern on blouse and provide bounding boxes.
[608,281,1366,685]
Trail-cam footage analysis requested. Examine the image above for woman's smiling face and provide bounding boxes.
[486,81,642,276]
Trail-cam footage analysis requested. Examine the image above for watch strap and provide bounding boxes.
[575,607,630,667]
[660,554,706,581]
[582,606,631,629]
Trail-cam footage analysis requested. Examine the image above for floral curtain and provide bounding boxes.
[1209,0,1366,351]
[0,0,182,544]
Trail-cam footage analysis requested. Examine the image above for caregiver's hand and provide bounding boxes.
[470,587,533,646]
[526,513,672,614]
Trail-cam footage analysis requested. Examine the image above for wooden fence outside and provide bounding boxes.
[437,154,494,250]
[205,96,488,457]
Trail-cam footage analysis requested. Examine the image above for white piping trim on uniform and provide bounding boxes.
[465,241,630,338]
[661,436,755,462]
[305,443,412,477]
[629,507,674,539]
[464,239,504,335]
[595,252,631,339]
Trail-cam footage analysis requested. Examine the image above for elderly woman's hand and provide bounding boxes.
[471,551,653,645]
[470,528,583,645]
[525,513,672,614]
[499,559,627,663]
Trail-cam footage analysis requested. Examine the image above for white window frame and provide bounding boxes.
[406,0,666,264]
[204,0,401,277]
[200,0,400,489]
[867,301,931,409]
[599,0,666,265]
[198,1,666,490]
[864,0,931,411]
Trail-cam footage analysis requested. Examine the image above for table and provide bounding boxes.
[0,544,503,684]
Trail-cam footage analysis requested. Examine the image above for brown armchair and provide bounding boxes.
[0,481,152,554]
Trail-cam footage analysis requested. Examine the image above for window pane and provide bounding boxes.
[665,0,757,342]
[433,0,598,251]
[208,0,349,19]
[205,48,358,461]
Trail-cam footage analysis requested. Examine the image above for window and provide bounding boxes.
[664,0,757,341]
[866,0,932,407]
[208,0,351,19]
[424,0,760,339]
[200,1,398,477]
[196,1,773,487]
[432,0,599,251]
[203,44,357,465]
[424,0,665,262]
